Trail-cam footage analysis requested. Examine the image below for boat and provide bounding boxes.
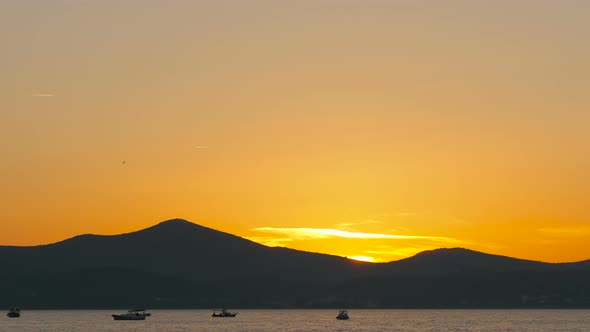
[7,307,21,318]
[336,310,349,320]
[212,309,237,317]
[112,309,151,320]
[130,308,151,317]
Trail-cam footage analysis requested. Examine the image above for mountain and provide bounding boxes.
[382,248,587,276]
[0,219,371,281]
[0,219,589,309]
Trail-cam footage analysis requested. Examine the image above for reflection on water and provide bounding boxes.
[1,309,589,332]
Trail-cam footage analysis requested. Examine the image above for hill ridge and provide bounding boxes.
[1,218,589,308]
[2,219,590,265]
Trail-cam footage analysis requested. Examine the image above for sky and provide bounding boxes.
[1,0,589,263]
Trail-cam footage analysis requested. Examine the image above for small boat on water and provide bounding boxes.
[112,309,151,320]
[130,308,151,317]
[336,310,349,320]
[7,307,21,318]
[212,309,237,317]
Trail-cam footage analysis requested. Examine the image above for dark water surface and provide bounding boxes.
[1,309,589,331]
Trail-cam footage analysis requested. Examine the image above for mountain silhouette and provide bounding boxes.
[382,248,584,276]
[1,219,588,308]
[0,219,370,281]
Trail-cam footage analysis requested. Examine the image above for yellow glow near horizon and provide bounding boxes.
[348,256,377,263]
[251,227,463,242]
[1,1,590,263]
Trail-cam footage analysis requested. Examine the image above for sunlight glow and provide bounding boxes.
[2,1,590,263]
[252,227,462,242]
[347,256,376,262]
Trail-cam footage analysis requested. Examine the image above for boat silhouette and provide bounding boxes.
[336,310,349,320]
[7,307,21,318]
[212,309,237,317]
[112,309,151,320]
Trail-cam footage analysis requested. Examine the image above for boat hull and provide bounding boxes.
[112,314,146,320]
[7,312,20,318]
[212,313,237,317]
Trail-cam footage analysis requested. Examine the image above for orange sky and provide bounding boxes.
[1,1,589,263]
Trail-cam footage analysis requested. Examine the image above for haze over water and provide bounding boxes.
[2,310,590,332]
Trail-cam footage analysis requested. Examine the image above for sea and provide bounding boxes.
[1,309,589,332]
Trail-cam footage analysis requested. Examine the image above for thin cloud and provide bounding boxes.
[252,227,461,243]
[388,225,409,232]
[31,93,55,97]
[335,219,383,229]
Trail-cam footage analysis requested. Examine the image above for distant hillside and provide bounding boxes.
[1,219,589,309]
[381,248,586,276]
[0,219,370,281]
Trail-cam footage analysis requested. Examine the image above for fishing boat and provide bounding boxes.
[212,309,237,317]
[7,307,21,318]
[336,310,349,320]
[112,309,151,320]
[130,308,151,317]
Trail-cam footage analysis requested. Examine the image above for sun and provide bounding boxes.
[347,255,376,263]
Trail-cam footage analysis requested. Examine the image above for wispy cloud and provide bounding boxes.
[335,219,383,229]
[194,145,209,149]
[252,227,462,243]
[31,93,55,97]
